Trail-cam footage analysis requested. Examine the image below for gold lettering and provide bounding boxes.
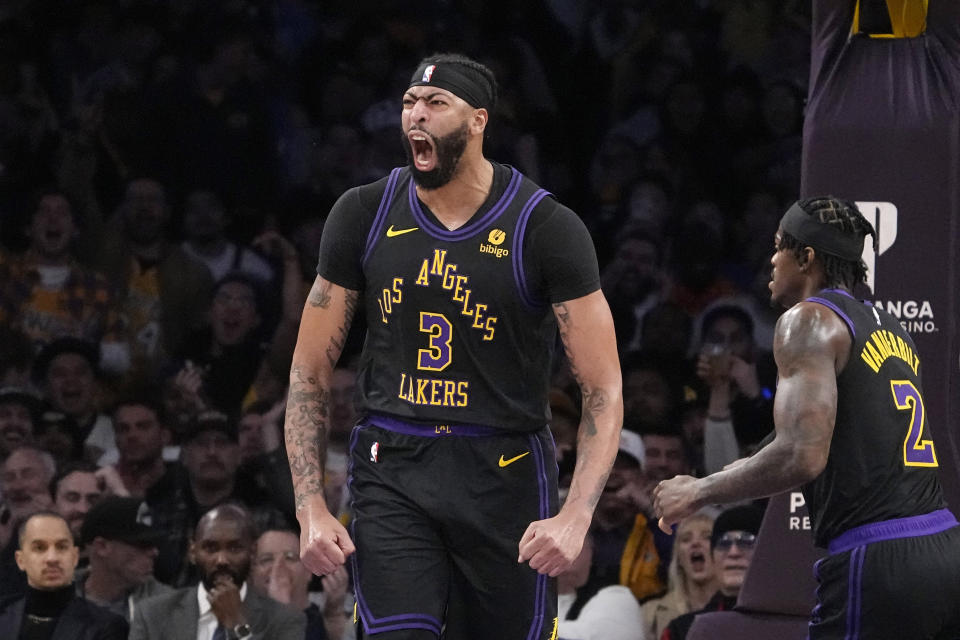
[392,277,403,303]
[484,316,497,341]
[452,275,468,302]
[430,379,442,405]
[456,381,469,407]
[441,263,458,289]
[471,303,487,329]
[430,249,447,276]
[896,335,909,363]
[460,288,473,315]
[884,331,902,359]
[912,354,920,376]
[398,372,408,399]
[416,260,430,286]
[378,298,389,324]
[443,380,456,406]
[864,342,883,372]
[871,332,890,360]
[860,348,880,374]
[381,288,393,314]
[416,378,429,404]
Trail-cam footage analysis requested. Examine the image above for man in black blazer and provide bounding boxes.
[130,503,304,640]
[0,511,128,639]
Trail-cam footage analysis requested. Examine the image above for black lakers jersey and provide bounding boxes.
[802,289,945,547]
[317,163,600,432]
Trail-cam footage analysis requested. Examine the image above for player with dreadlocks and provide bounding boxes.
[654,195,960,639]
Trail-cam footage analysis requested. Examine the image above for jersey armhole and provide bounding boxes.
[805,296,857,340]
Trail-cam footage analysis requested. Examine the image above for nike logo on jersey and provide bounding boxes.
[498,452,530,468]
[386,225,419,237]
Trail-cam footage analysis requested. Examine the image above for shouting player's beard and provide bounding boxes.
[403,123,469,190]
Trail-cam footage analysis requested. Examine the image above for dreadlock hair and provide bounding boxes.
[779,196,874,290]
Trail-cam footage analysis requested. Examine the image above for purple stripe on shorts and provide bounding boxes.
[365,621,442,636]
[512,189,550,308]
[844,545,866,640]
[806,296,856,339]
[409,168,522,241]
[362,167,403,267]
[525,432,550,640]
[828,509,958,554]
[366,413,503,437]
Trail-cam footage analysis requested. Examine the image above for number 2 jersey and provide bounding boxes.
[317,162,601,433]
[802,289,946,547]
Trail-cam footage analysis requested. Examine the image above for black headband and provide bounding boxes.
[779,202,871,261]
[408,61,493,110]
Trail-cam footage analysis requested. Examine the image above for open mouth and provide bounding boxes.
[689,550,707,572]
[408,130,436,171]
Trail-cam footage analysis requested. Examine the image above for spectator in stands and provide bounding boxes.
[622,352,680,432]
[148,411,266,586]
[77,496,173,622]
[557,531,646,640]
[253,527,349,640]
[601,227,667,352]
[0,511,128,638]
[33,337,116,464]
[0,188,127,367]
[0,386,41,459]
[180,188,275,284]
[170,231,303,419]
[78,177,213,378]
[661,504,764,640]
[0,445,57,599]
[588,429,665,601]
[641,510,719,640]
[1,445,56,542]
[130,504,305,640]
[50,461,104,541]
[104,394,174,499]
[693,302,775,471]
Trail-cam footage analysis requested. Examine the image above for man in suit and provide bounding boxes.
[0,511,128,639]
[130,503,304,640]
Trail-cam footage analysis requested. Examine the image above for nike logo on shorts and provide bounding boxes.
[498,452,530,468]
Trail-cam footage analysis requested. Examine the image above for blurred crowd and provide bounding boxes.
[0,1,809,638]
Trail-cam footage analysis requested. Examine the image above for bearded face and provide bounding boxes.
[402,122,469,190]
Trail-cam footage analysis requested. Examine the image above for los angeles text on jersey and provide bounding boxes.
[397,372,469,407]
[377,248,498,341]
[859,328,920,375]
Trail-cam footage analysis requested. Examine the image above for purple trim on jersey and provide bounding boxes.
[845,545,866,640]
[806,296,856,339]
[367,412,503,437]
[512,189,550,308]
[362,167,403,267]
[525,432,550,640]
[827,509,959,555]
[408,167,523,241]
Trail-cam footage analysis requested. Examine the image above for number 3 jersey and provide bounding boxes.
[802,289,946,547]
[317,163,600,433]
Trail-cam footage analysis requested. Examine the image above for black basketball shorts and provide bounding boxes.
[808,510,960,640]
[347,414,560,640]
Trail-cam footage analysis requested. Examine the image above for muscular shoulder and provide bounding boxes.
[774,301,851,373]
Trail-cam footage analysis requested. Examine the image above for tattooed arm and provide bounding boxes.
[653,302,848,531]
[518,289,623,576]
[286,275,359,575]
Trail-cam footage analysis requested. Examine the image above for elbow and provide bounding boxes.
[791,445,828,484]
